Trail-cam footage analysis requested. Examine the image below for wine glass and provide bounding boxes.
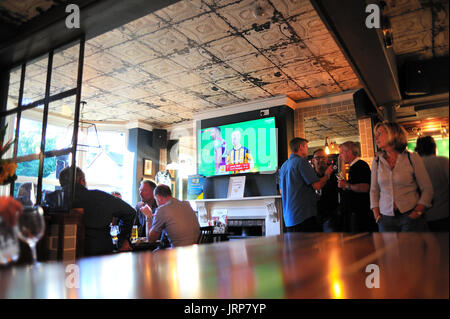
[16,206,45,264]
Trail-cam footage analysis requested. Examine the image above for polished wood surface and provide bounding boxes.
[0,233,448,299]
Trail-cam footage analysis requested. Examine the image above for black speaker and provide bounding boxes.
[402,57,448,97]
[152,129,167,149]
[353,89,377,119]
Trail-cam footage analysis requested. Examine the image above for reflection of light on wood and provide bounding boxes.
[328,248,345,299]
[176,246,200,298]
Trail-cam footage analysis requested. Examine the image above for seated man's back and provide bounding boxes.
[151,198,200,247]
[72,184,134,256]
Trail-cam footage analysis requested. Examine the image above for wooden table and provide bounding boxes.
[0,232,448,299]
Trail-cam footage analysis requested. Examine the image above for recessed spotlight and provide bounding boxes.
[211,86,219,91]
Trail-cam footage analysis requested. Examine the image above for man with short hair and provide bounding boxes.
[147,185,200,248]
[279,138,333,232]
[134,180,158,237]
[311,149,340,232]
[338,141,377,232]
[58,166,135,256]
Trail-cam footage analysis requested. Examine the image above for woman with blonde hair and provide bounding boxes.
[370,121,433,231]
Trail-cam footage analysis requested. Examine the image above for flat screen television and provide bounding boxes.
[197,117,278,177]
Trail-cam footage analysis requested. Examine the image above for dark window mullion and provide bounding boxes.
[69,36,85,208]
[10,63,26,196]
[36,51,54,205]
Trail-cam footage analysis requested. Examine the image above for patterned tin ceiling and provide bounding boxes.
[3,0,449,132]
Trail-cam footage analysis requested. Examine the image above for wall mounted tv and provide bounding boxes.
[197,117,278,177]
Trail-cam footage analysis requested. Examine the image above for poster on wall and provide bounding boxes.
[187,174,205,200]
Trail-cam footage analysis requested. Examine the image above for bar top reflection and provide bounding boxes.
[0,233,448,299]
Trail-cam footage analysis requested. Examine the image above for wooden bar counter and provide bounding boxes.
[0,232,448,299]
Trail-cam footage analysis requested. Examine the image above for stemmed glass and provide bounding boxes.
[16,206,45,264]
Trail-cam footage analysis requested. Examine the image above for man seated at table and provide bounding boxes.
[58,166,135,256]
[147,185,200,248]
[134,180,158,238]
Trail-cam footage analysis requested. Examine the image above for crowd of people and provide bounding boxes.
[280,121,448,233]
[1,120,448,260]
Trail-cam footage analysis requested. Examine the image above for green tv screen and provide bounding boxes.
[197,117,278,177]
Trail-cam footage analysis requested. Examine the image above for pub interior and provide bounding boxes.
[0,0,448,300]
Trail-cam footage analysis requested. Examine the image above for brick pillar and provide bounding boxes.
[358,118,375,167]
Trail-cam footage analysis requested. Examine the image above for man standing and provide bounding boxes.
[415,136,449,231]
[279,138,333,232]
[134,180,158,238]
[311,149,340,232]
[147,185,200,248]
[58,166,135,256]
[338,141,377,232]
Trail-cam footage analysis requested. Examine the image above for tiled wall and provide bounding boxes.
[358,117,376,167]
[294,99,375,166]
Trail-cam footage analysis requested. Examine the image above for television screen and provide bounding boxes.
[197,117,277,177]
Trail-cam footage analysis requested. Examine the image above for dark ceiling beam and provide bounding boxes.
[312,0,402,118]
[0,0,179,70]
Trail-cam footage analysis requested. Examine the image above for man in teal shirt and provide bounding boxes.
[279,138,333,232]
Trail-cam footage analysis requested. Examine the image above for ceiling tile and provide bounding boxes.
[306,84,341,98]
[122,13,168,37]
[164,71,207,88]
[110,68,152,86]
[205,35,259,61]
[281,58,324,79]
[302,33,341,56]
[217,0,274,32]
[262,79,303,96]
[263,42,312,65]
[175,12,233,45]
[107,41,159,65]
[195,63,239,81]
[87,75,130,91]
[81,64,104,81]
[390,9,432,38]
[139,79,178,95]
[393,31,432,56]
[214,76,257,92]
[293,71,335,88]
[139,58,186,78]
[243,22,295,50]
[138,28,189,56]
[271,0,315,19]
[247,67,290,85]
[113,86,152,100]
[233,87,272,100]
[327,66,358,83]
[204,93,243,106]
[87,28,133,51]
[225,52,273,73]
[185,82,224,97]
[84,52,125,74]
[288,10,329,40]
[154,0,210,24]
[169,47,213,70]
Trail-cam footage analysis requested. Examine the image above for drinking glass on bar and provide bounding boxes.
[16,206,45,264]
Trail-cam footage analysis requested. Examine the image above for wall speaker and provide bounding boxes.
[403,57,448,97]
[152,129,167,149]
[353,89,377,119]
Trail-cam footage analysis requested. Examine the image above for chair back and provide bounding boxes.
[197,226,214,244]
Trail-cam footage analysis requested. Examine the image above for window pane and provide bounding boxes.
[17,106,44,157]
[41,155,70,207]
[51,42,79,95]
[14,160,39,206]
[22,55,48,105]
[1,113,17,159]
[46,96,76,152]
[7,66,22,110]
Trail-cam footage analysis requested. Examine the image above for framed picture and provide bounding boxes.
[143,159,153,176]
